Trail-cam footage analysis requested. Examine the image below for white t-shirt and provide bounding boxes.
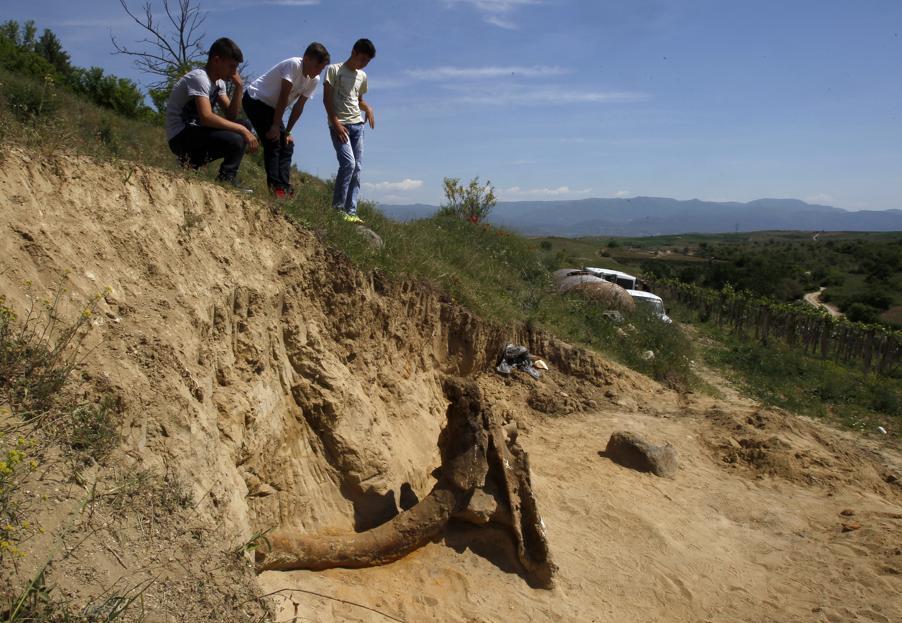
[165,68,226,140]
[246,57,320,109]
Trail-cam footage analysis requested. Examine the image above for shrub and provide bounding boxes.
[3,74,57,123]
[438,176,496,223]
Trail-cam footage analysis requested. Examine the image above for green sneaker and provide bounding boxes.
[343,213,364,224]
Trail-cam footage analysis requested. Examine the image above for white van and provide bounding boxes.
[584,267,638,290]
[627,289,672,323]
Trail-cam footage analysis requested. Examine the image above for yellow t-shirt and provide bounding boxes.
[325,62,368,126]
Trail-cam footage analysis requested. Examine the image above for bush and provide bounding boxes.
[69,67,149,120]
[845,302,880,324]
[2,74,57,123]
[438,176,496,223]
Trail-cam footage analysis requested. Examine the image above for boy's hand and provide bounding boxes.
[367,110,375,130]
[286,134,294,145]
[243,129,259,153]
[266,124,280,141]
[229,69,243,88]
[333,122,349,144]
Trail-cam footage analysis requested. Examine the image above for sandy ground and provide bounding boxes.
[260,376,901,623]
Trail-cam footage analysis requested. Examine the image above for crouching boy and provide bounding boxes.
[243,43,331,197]
[323,38,376,222]
[165,37,258,184]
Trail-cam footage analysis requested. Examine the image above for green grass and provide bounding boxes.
[670,304,900,433]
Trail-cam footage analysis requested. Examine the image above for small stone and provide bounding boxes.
[841,521,861,532]
[602,431,678,478]
[457,488,500,525]
[251,483,278,497]
[839,509,855,517]
[355,224,384,249]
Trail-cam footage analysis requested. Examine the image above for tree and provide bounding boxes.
[439,177,496,223]
[112,0,207,88]
[34,29,71,76]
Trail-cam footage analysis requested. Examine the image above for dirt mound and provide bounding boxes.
[703,405,900,493]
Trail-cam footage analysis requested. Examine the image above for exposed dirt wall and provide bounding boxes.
[0,148,637,617]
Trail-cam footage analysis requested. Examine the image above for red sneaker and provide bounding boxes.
[273,187,288,199]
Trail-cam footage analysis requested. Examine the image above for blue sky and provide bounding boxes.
[5,0,902,209]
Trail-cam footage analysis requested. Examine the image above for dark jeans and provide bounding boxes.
[243,92,294,191]
[168,119,252,182]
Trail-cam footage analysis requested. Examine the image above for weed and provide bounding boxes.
[103,467,192,516]
[0,288,97,416]
[3,74,57,124]
[62,395,119,462]
[0,434,38,561]
[240,527,272,555]
[2,561,151,622]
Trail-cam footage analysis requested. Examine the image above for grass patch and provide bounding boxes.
[675,304,901,432]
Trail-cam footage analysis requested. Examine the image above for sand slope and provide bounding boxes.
[0,148,899,622]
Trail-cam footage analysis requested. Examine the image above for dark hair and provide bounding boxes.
[208,37,243,63]
[304,42,330,64]
[352,38,376,59]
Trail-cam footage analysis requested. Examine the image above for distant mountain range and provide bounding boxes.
[378,197,902,237]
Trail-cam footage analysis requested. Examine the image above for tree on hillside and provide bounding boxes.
[439,177,497,223]
[34,29,72,75]
[112,0,207,90]
[1,19,150,119]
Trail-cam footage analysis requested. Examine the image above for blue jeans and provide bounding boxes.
[330,122,365,215]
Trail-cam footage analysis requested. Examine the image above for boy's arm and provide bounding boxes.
[268,79,293,140]
[195,96,259,152]
[323,82,348,144]
[220,69,244,120]
[285,96,307,144]
[359,95,374,129]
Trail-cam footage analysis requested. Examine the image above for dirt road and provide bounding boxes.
[803,287,844,318]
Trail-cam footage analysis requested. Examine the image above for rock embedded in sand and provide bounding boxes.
[602,431,678,478]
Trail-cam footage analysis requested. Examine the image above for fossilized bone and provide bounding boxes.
[254,377,556,589]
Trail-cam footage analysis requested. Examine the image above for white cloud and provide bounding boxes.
[614,190,632,198]
[444,0,543,29]
[456,87,649,106]
[501,185,592,199]
[805,193,834,205]
[485,15,518,29]
[446,0,542,12]
[405,65,566,80]
[207,0,319,10]
[363,179,425,192]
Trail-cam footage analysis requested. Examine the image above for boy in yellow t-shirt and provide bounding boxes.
[323,38,376,222]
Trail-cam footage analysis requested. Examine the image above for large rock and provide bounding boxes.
[602,431,677,478]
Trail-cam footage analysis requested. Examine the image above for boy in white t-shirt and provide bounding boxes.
[323,38,376,222]
[243,43,331,197]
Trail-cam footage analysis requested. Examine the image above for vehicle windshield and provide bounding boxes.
[636,298,664,315]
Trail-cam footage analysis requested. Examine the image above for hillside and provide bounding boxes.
[380,197,902,236]
[1,148,900,622]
